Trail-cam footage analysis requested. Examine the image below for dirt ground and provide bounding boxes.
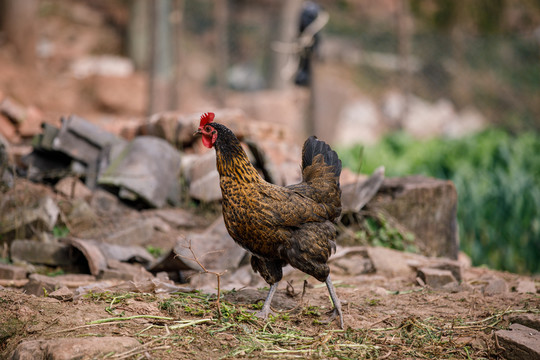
[1,265,538,359]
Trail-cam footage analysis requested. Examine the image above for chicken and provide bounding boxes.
[194,112,344,328]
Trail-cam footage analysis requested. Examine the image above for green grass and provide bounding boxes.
[338,128,540,274]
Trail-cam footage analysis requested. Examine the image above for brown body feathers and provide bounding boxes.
[209,123,342,286]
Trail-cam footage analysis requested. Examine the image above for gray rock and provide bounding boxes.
[36,122,60,150]
[427,258,463,282]
[367,246,414,278]
[10,336,140,360]
[483,277,508,296]
[367,176,459,259]
[75,214,157,247]
[48,286,74,302]
[10,240,75,266]
[188,150,222,202]
[174,217,247,273]
[50,115,128,188]
[23,274,64,297]
[99,260,154,282]
[97,242,155,265]
[0,194,59,240]
[101,218,156,246]
[507,314,540,332]
[189,150,218,183]
[332,256,374,276]
[417,267,457,288]
[495,324,540,360]
[98,136,181,208]
[64,198,99,234]
[516,279,537,294]
[189,169,221,202]
[89,188,131,216]
[52,114,127,166]
[0,263,28,280]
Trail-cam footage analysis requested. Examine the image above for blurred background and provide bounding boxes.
[0,0,539,275]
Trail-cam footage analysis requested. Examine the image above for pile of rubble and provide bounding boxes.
[1,108,301,286]
[0,107,468,292]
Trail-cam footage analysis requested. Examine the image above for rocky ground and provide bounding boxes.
[1,258,539,359]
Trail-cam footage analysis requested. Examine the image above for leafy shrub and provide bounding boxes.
[338,128,540,274]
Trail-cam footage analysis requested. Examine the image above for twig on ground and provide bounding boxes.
[88,315,174,324]
[169,318,212,329]
[175,239,227,320]
[368,315,392,328]
[46,321,129,335]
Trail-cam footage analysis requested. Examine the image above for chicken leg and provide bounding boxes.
[325,275,344,329]
[254,282,279,319]
[255,277,343,329]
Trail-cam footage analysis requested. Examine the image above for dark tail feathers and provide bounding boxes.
[302,136,342,181]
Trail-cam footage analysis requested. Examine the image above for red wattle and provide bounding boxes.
[202,134,213,148]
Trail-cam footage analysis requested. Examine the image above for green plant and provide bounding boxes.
[354,213,417,252]
[339,128,540,274]
[302,306,321,317]
[52,225,69,238]
[366,298,381,306]
[45,268,65,277]
[146,245,163,258]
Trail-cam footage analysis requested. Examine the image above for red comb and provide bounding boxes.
[199,112,215,127]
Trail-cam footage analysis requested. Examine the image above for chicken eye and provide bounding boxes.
[204,125,212,132]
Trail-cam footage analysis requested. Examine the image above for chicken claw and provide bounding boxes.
[250,282,279,320]
[325,275,344,329]
[251,307,276,320]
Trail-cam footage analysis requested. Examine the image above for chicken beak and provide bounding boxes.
[193,128,202,136]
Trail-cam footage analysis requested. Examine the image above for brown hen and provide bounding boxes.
[194,112,344,328]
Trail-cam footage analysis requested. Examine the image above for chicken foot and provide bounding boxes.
[325,275,344,329]
[252,282,279,319]
[253,277,343,329]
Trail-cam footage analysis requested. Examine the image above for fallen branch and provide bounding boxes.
[88,315,174,325]
[368,315,392,328]
[46,321,128,335]
[175,239,227,320]
[169,318,212,329]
